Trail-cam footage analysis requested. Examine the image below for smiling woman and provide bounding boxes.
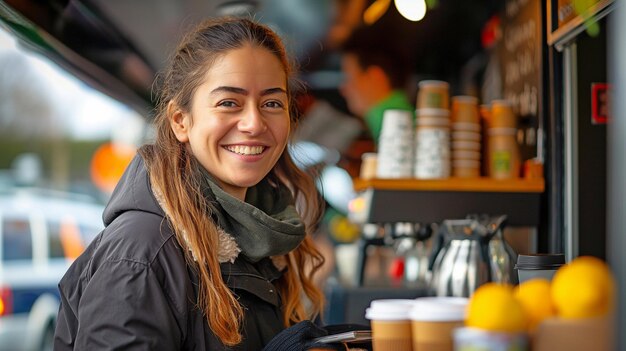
[53,17,338,351]
[168,44,291,200]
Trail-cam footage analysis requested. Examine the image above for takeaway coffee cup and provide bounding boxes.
[410,297,468,351]
[377,110,414,178]
[365,299,414,351]
[515,254,565,283]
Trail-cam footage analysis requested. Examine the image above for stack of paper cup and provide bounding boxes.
[376,110,414,178]
[488,100,520,179]
[417,80,450,110]
[366,299,415,351]
[414,108,450,179]
[451,96,481,178]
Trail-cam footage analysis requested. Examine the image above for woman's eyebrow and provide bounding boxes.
[210,86,287,96]
[210,86,247,95]
[260,87,287,96]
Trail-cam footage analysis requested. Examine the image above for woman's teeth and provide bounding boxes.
[225,145,265,155]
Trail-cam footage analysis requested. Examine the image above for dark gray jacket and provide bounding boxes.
[54,156,286,350]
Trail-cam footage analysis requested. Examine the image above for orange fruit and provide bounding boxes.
[551,256,615,319]
[467,283,528,332]
[514,278,556,330]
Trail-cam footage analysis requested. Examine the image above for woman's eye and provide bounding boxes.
[217,100,238,108]
[263,100,285,109]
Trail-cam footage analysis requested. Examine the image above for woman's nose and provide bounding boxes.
[238,107,268,134]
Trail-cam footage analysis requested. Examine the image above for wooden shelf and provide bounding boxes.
[353,177,545,193]
[351,178,545,226]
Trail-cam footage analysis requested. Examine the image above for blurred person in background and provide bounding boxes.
[339,25,415,147]
[54,17,354,351]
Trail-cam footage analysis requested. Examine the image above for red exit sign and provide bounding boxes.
[591,83,609,125]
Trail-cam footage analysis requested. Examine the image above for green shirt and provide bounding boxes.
[364,90,415,146]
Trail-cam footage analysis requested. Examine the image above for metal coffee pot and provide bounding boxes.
[428,215,517,297]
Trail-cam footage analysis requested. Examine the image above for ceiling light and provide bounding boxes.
[394,0,427,22]
[363,0,391,25]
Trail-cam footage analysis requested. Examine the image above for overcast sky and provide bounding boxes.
[0,26,144,141]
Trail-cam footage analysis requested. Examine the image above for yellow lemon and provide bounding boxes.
[467,283,528,332]
[551,256,615,319]
[514,278,556,330]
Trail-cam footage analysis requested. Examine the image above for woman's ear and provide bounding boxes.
[168,101,190,143]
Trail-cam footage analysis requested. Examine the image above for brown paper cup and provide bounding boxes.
[409,297,468,351]
[366,299,416,351]
[417,81,450,109]
[371,320,413,351]
[452,96,479,124]
[490,100,517,128]
[412,320,464,351]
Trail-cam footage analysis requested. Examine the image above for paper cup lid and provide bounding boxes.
[365,299,415,321]
[515,253,565,269]
[419,80,449,88]
[409,297,468,321]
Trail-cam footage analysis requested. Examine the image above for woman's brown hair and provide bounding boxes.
[138,17,325,346]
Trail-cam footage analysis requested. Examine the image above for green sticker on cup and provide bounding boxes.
[493,151,511,172]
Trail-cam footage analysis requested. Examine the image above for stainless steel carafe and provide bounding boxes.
[429,215,517,297]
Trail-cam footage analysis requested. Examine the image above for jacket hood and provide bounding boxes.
[103,154,164,226]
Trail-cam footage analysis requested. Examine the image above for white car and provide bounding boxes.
[0,189,104,351]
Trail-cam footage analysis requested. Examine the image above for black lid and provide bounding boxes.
[515,254,566,270]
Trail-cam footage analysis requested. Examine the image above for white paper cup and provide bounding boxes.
[417,128,450,138]
[381,110,414,136]
[376,163,413,178]
[415,160,451,179]
[417,137,450,144]
[416,148,450,158]
[417,117,451,128]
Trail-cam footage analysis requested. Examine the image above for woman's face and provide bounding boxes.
[171,44,290,200]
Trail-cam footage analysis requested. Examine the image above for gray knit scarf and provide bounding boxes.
[199,169,306,263]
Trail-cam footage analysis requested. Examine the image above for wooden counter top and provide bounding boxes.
[353,177,545,193]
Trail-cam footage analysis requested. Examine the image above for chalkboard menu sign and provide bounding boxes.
[498,0,542,122]
[547,0,614,48]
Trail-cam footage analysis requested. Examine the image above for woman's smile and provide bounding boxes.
[223,144,267,156]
